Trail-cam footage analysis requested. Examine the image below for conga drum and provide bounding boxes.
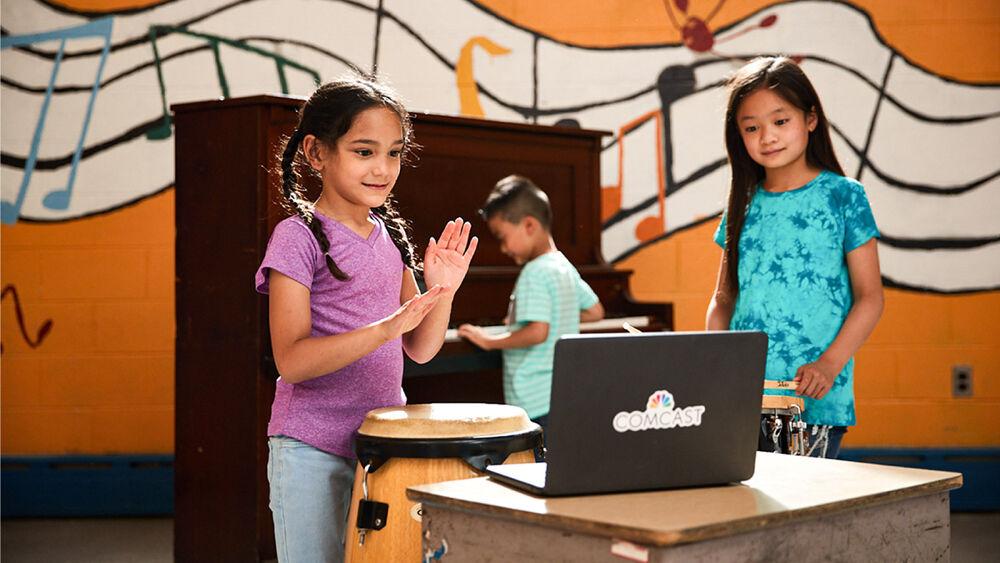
[760,394,807,455]
[344,403,542,562]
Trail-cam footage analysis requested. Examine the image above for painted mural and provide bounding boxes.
[1,0,998,453]
[3,0,997,290]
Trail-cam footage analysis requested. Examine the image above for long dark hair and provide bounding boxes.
[722,56,844,291]
[279,74,418,281]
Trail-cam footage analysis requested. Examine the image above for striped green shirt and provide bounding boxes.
[502,251,599,419]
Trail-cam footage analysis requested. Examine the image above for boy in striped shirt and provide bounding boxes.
[458,175,604,431]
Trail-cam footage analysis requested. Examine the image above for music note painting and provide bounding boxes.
[1,17,112,225]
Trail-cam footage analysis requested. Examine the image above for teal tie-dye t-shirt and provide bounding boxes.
[714,170,879,426]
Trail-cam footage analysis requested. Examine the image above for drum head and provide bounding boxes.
[358,403,534,439]
[355,404,542,471]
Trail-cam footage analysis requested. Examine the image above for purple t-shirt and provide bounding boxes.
[255,212,406,458]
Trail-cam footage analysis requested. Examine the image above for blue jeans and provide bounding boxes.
[267,435,356,563]
[813,425,847,459]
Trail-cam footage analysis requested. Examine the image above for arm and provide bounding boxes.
[580,301,605,323]
[268,270,445,384]
[457,321,549,351]
[402,218,478,364]
[705,250,735,330]
[795,238,884,399]
[576,273,604,323]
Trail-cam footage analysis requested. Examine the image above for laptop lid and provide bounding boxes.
[538,330,767,496]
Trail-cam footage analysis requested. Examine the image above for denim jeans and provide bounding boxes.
[267,435,356,563]
[812,425,847,459]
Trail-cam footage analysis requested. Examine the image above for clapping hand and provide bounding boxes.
[381,285,445,340]
[423,218,478,294]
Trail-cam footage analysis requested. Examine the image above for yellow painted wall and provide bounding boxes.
[1,0,997,455]
[1,191,175,454]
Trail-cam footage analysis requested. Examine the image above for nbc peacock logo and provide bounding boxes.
[646,390,674,410]
[613,388,706,433]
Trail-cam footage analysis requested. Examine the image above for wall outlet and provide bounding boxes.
[952,365,973,398]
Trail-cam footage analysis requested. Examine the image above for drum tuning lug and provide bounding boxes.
[357,499,389,532]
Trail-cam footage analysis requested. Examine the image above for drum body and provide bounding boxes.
[759,395,807,455]
[344,403,542,562]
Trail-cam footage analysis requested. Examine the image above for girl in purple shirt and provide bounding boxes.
[255,75,477,562]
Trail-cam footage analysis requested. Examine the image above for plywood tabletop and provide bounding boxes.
[407,452,962,547]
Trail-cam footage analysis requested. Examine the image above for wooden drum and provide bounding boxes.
[760,394,808,455]
[344,403,542,562]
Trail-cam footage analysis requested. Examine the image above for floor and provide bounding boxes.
[1,512,998,562]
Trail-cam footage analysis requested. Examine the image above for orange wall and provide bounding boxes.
[1,191,175,454]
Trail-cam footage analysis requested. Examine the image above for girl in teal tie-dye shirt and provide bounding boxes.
[706,57,884,459]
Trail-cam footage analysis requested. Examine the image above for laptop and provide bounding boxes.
[485,330,767,496]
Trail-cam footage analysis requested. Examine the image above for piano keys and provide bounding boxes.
[442,315,655,344]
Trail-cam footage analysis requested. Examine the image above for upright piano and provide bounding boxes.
[172,97,671,561]
[397,113,673,404]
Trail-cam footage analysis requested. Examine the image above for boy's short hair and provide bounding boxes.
[479,175,552,230]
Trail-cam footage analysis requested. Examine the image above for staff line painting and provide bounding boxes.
[8,0,998,110]
[5,38,994,196]
[1,33,358,170]
[2,0,998,294]
[6,1,998,122]
[146,24,324,139]
[13,0,1000,93]
[4,4,997,196]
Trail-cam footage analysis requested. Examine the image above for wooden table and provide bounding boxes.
[407,452,962,562]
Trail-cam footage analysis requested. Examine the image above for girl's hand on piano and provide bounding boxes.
[457,324,491,350]
[424,218,479,295]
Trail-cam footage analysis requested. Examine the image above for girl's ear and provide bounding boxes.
[302,134,325,172]
[806,108,818,132]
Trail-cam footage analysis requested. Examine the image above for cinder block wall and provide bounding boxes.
[1,192,175,454]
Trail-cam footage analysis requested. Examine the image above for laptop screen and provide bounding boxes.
[540,331,767,494]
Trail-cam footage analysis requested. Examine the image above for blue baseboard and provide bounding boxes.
[2,449,996,516]
[1,455,173,517]
[839,447,1000,511]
